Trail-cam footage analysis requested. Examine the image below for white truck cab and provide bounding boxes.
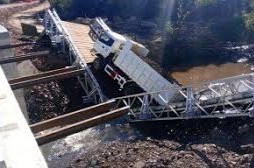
[93,30,126,58]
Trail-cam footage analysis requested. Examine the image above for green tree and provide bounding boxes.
[173,0,216,32]
[244,0,254,32]
[162,0,218,69]
[49,0,72,10]
[244,12,254,31]
[195,0,216,6]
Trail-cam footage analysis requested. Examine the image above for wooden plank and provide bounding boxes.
[10,69,84,90]
[62,21,97,63]
[30,100,116,134]
[0,51,49,64]
[36,106,129,145]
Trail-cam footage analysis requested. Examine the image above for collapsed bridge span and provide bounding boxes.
[42,9,254,123]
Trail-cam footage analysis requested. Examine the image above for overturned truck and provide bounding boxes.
[90,17,178,105]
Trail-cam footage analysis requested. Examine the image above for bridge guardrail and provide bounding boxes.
[43,9,105,103]
[113,73,254,122]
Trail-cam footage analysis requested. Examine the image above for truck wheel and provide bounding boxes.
[92,57,105,72]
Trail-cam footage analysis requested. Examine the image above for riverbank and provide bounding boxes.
[67,117,254,168]
[69,139,253,168]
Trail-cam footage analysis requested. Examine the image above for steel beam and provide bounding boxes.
[0,42,35,50]
[112,73,254,121]
[0,51,49,64]
[30,100,116,134]
[10,69,84,90]
[0,41,51,50]
[9,66,77,84]
[35,106,129,145]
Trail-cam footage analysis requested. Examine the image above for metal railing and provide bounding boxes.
[43,9,105,103]
[113,73,254,122]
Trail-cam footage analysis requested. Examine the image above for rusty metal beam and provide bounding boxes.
[30,100,116,134]
[0,51,50,64]
[0,42,35,50]
[9,66,77,84]
[10,69,84,90]
[0,41,51,50]
[35,106,129,145]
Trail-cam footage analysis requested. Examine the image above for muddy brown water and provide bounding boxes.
[170,62,252,86]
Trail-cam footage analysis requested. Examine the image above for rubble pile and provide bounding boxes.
[25,81,69,123]
[0,2,39,28]
[0,2,39,52]
[67,118,254,167]
[69,139,253,168]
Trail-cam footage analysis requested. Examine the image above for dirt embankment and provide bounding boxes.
[68,117,254,168]
[0,2,38,42]
[1,1,86,124]
[69,139,253,168]
[8,0,50,34]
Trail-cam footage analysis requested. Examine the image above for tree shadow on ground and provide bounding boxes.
[129,117,254,167]
[132,117,254,153]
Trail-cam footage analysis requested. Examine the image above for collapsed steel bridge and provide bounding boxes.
[43,9,254,122]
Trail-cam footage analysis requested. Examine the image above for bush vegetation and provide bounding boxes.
[50,0,254,70]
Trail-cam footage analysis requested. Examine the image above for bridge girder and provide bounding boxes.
[113,73,254,122]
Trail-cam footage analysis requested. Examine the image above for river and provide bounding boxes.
[171,62,252,86]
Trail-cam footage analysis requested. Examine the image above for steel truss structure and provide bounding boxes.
[113,73,254,122]
[42,9,254,122]
[43,9,105,103]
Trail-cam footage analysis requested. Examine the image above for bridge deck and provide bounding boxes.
[62,21,96,64]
